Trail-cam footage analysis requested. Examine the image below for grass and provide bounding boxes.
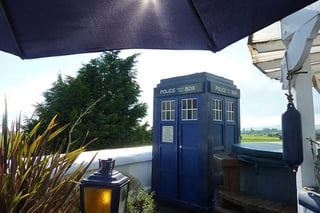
[241,134,281,142]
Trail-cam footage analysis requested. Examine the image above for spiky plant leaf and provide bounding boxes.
[0,108,96,213]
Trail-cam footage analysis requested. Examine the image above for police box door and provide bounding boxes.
[211,95,238,151]
[155,97,179,200]
[178,94,203,205]
[210,95,239,195]
[156,94,202,205]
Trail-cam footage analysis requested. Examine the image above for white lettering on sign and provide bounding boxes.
[184,85,196,92]
[231,90,238,96]
[159,88,175,95]
[215,85,226,93]
[158,83,202,96]
[212,84,239,97]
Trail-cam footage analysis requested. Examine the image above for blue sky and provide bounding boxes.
[0,38,319,129]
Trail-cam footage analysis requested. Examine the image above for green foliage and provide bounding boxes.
[123,173,155,213]
[127,188,155,213]
[24,51,149,151]
[0,106,95,213]
[316,130,320,141]
[241,127,281,136]
[126,122,152,147]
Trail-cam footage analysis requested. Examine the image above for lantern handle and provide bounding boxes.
[99,158,115,176]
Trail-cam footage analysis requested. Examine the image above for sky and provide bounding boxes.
[0,38,319,129]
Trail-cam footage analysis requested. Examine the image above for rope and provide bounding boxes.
[284,52,307,103]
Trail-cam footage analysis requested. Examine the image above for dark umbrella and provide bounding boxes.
[0,0,317,59]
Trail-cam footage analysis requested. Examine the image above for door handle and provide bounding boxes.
[179,145,182,149]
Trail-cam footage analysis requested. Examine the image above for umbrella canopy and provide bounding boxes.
[0,0,317,59]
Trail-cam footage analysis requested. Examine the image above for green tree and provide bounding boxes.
[24,51,149,151]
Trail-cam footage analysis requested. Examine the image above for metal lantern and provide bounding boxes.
[80,158,130,213]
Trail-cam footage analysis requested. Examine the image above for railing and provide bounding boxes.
[70,146,152,189]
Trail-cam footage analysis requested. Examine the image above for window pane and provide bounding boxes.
[161,100,175,121]
[193,99,197,108]
[171,101,175,109]
[226,101,235,122]
[182,110,187,120]
[181,98,198,120]
[213,99,222,121]
[193,110,198,119]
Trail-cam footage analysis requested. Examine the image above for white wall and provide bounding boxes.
[70,146,153,189]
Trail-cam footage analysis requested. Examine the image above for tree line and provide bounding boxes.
[242,127,320,140]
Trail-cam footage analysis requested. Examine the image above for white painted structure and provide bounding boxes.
[248,2,320,212]
[70,146,152,189]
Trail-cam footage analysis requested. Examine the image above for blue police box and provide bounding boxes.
[151,72,240,211]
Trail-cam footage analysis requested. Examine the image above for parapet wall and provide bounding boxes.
[70,146,152,189]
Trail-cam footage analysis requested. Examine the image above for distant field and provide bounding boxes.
[241,134,281,142]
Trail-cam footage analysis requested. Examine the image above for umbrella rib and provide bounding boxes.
[0,1,24,58]
[187,0,216,51]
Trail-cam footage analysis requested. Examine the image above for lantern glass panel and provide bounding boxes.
[118,184,129,213]
[84,187,112,213]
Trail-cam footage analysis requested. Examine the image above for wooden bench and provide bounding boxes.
[215,189,297,213]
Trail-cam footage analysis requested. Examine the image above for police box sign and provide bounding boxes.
[157,83,203,96]
[210,83,240,98]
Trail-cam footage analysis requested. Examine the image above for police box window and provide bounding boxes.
[161,100,175,121]
[182,98,198,120]
[213,99,222,121]
[226,101,235,122]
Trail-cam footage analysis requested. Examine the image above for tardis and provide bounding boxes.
[151,72,240,211]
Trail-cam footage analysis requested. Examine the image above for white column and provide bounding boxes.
[292,57,316,213]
